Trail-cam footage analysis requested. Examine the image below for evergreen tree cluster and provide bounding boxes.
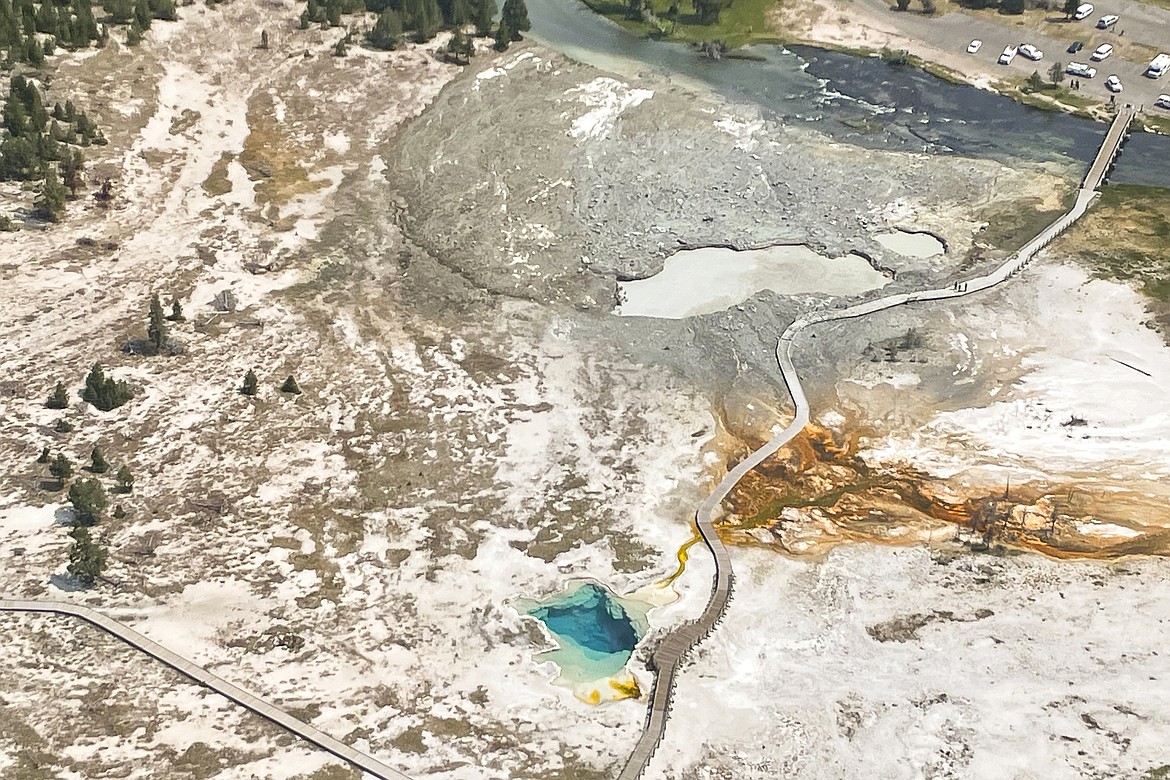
[0,0,176,64]
[299,0,502,48]
[81,362,134,411]
[2,75,106,220]
[34,443,133,587]
[0,0,103,67]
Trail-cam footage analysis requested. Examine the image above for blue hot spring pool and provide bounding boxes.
[523,582,649,683]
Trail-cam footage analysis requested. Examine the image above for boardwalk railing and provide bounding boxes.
[616,104,1136,780]
[0,599,412,780]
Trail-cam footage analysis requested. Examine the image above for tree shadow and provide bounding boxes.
[49,573,88,593]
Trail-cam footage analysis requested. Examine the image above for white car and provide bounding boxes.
[1097,13,1119,28]
[1019,44,1044,61]
[1157,94,1170,109]
[1066,62,1097,78]
[1073,2,1093,19]
[999,46,1018,65]
[1105,74,1123,92]
[967,39,982,54]
[1091,43,1114,61]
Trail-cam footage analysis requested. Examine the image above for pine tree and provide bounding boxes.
[35,167,67,222]
[68,478,107,525]
[61,150,83,197]
[37,446,52,464]
[472,0,496,35]
[493,18,510,50]
[500,0,528,39]
[369,8,402,49]
[260,29,269,48]
[67,526,107,585]
[133,0,151,29]
[280,375,302,395]
[49,453,73,487]
[54,418,74,433]
[47,381,69,409]
[90,446,109,474]
[148,292,167,354]
[127,18,142,45]
[113,504,126,519]
[413,0,442,40]
[167,296,183,321]
[116,464,134,493]
[82,363,135,411]
[241,369,259,396]
[333,35,348,56]
[447,27,469,64]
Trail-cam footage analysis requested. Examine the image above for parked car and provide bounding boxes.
[1068,40,1084,54]
[999,45,1018,65]
[1156,94,1170,109]
[1019,44,1044,61]
[1105,75,1123,92]
[1073,2,1093,19]
[1091,43,1114,61]
[1067,62,1098,78]
[1097,13,1119,28]
[967,40,983,54]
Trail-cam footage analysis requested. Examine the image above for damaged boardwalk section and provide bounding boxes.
[0,599,412,780]
[618,105,1136,780]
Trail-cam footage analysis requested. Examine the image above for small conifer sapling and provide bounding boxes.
[116,465,134,493]
[37,446,51,464]
[47,381,69,409]
[241,369,259,396]
[280,375,302,395]
[147,293,167,354]
[90,446,110,474]
[67,526,107,585]
[49,453,73,487]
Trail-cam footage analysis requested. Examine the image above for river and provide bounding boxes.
[526,0,1170,187]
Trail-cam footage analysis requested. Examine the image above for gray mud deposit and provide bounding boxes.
[389,45,1070,403]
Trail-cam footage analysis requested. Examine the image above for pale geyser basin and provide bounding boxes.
[615,244,890,319]
[874,229,945,258]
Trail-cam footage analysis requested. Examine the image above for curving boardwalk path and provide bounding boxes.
[0,108,1135,780]
[0,599,412,780]
[618,105,1135,780]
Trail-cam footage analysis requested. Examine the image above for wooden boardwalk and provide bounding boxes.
[617,105,1135,780]
[0,108,1136,780]
[0,599,412,780]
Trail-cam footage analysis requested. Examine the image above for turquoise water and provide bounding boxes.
[524,582,648,683]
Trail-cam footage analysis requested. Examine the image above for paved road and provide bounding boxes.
[0,599,412,780]
[617,105,1134,780]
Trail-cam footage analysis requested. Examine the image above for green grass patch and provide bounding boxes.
[1058,184,1170,303]
[579,0,784,47]
[971,190,1078,257]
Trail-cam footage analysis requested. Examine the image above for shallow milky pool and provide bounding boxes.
[874,230,945,258]
[614,244,890,319]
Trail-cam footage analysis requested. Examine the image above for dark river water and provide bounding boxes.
[526,0,1170,187]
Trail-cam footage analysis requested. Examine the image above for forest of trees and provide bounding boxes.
[0,0,176,68]
[298,0,528,55]
[1,74,104,220]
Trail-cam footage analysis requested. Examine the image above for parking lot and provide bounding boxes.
[852,0,1170,114]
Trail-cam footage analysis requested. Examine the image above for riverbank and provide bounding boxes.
[570,0,1169,124]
